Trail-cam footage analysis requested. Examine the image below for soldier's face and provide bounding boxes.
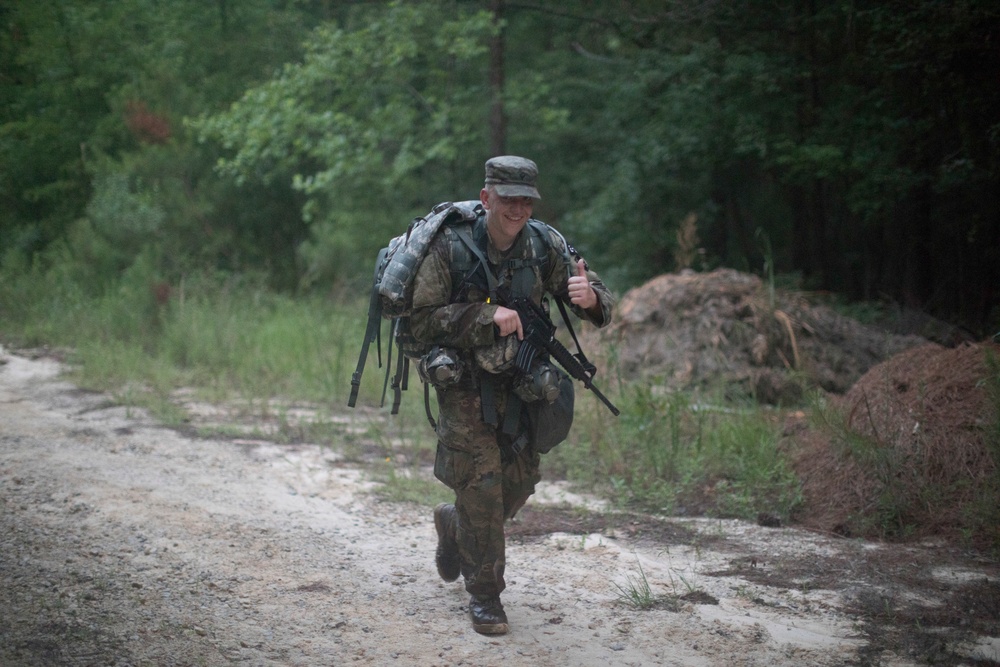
[481,188,533,249]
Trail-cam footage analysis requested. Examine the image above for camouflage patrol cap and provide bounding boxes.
[484,156,541,199]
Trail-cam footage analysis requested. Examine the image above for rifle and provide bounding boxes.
[497,290,620,416]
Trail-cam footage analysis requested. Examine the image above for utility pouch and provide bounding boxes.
[513,360,563,403]
[523,366,574,454]
[417,346,464,389]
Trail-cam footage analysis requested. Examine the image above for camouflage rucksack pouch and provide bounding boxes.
[378,201,482,319]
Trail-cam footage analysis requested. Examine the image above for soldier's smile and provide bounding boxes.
[483,193,534,250]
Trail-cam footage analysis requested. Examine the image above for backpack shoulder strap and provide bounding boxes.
[527,219,574,279]
[450,223,498,300]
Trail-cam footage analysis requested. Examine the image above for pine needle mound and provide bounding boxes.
[793,342,1000,546]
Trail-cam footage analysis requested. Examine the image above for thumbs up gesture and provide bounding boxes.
[567,258,598,310]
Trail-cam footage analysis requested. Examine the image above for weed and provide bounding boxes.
[547,378,801,522]
[755,227,775,309]
[669,569,699,596]
[613,561,657,610]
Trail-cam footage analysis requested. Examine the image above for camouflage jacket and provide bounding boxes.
[409,214,614,365]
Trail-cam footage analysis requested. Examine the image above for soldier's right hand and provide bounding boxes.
[492,306,524,340]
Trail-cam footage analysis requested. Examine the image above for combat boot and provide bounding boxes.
[469,595,509,635]
[433,503,460,582]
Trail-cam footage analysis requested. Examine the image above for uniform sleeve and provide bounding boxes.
[408,231,499,348]
[542,227,615,328]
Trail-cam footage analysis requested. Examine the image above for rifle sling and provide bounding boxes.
[554,296,595,376]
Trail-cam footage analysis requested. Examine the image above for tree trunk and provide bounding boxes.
[488,0,507,156]
[219,0,229,35]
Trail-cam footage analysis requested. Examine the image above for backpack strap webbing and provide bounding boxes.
[380,317,395,408]
[453,221,540,436]
[388,319,410,415]
[528,220,574,279]
[504,253,547,298]
[451,224,498,300]
[349,246,389,408]
[438,218,594,435]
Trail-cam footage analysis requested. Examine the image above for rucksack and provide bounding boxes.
[348,200,484,415]
[347,199,580,421]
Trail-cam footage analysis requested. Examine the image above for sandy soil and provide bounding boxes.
[1,347,998,667]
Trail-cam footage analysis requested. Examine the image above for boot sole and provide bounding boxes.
[472,621,509,635]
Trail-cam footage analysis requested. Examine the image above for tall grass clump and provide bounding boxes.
[0,246,92,348]
[807,394,918,538]
[1,245,376,405]
[546,384,801,521]
[986,350,1000,460]
[1,244,436,453]
[157,275,369,405]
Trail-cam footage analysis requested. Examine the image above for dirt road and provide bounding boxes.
[1,347,997,666]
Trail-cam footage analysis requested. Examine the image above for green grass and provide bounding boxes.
[985,350,1000,461]
[1,258,380,408]
[545,383,802,522]
[612,561,683,611]
[613,561,659,610]
[1,257,801,521]
[7,254,999,552]
[808,393,917,538]
[371,460,454,505]
[975,349,1000,550]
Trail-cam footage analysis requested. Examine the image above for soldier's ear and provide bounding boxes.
[479,188,491,209]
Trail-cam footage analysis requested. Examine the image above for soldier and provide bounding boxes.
[409,156,615,635]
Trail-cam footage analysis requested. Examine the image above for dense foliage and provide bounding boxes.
[2,0,998,334]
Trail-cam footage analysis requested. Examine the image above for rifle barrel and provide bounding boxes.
[585,381,621,416]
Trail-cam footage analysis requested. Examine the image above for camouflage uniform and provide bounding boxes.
[410,165,614,601]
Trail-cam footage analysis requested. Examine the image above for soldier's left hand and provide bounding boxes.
[567,259,597,310]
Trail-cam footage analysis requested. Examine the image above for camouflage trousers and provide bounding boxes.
[432,381,541,598]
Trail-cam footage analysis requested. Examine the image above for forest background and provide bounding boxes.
[2,0,998,336]
[2,1,1000,542]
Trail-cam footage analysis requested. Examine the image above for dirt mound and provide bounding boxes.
[586,268,1000,547]
[791,341,1000,546]
[589,269,926,402]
